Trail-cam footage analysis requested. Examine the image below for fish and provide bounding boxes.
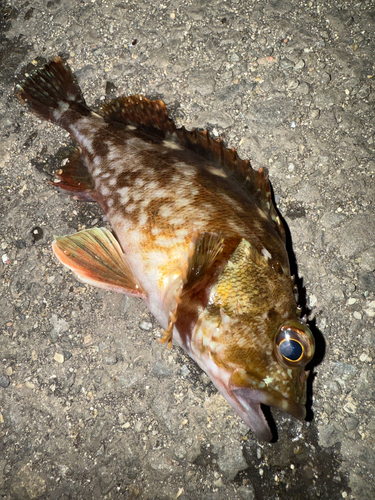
[15,57,315,441]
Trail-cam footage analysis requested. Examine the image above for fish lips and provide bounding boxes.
[228,376,308,442]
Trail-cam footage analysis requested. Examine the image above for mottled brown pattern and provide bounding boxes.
[16,57,315,441]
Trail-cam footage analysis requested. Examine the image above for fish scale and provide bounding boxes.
[16,56,315,441]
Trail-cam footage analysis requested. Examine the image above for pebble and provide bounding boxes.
[364,301,375,317]
[237,485,256,500]
[309,295,318,307]
[343,402,357,414]
[359,353,372,362]
[339,215,375,258]
[54,352,64,364]
[353,311,362,320]
[139,321,153,331]
[216,442,248,480]
[0,375,10,388]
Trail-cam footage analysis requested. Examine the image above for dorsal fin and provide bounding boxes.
[99,95,176,138]
[100,94,284,241]
[175,127,284,242]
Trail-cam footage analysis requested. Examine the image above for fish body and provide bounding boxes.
[16,57,315,441]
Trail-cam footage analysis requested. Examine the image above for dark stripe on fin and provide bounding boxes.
[50,146,95,201]
[15,56,89,122]
[53,228,146,297]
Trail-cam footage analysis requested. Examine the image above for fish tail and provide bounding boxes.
[15,56,89,122]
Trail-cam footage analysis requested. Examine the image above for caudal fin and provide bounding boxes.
[15,56,88,122]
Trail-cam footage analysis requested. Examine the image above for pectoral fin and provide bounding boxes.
[184,231,224,291]
[160,232,224,347]
[52,228,146,297]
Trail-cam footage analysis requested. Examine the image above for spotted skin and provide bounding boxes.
[15,57,315,441]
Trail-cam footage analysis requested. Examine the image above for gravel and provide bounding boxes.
[1,0,374,499]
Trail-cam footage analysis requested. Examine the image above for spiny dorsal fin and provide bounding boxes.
[100,93,283,241]
[53,228,145,297]
[175,127,285,242]
[99,95,176,138]
[160,232,224,347]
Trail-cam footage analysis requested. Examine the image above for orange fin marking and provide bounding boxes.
[159,232,224,348]
[52,228,146,297]
[50,146,95,200]
[159,285,183,348]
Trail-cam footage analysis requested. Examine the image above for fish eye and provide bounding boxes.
[275,320,315,368]
[279,337,303,362]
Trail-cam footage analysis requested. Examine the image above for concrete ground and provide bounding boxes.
[0,0,374,499]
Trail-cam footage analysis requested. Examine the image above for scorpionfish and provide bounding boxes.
[16,57,315,441]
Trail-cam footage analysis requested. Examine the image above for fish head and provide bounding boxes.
[193,309,315,441]
[190,239,315,441]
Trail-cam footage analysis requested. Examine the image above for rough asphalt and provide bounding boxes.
[0,0,374,499]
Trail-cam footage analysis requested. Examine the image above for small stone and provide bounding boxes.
[344,416,359,431]
[5,366,12,376]
[309,295,317,307]
[25,381,35,389]
[364,300,375,317]
[347,298,357,305]
[180,364,190,377]
[216,443,248,480]
[174,445,187,459]
[359,353,372,362]
[359,248,375,271]
[54,352,64,364]
[343,402,357,414]
[1,254,9,264]
[0,375,10,388]
[139,321,153,331]
[213,477,224,487]
[237,485,256,500]
[353,311,362,320]
[294,59,305,70]
[10,463,46,499]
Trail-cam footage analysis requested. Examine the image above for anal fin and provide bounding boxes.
[52,228,145,297]
[50,146,95,201]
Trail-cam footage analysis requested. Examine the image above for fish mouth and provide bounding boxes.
[191,351,308,441]
[227,386,306,442]
[228,378,307,442]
